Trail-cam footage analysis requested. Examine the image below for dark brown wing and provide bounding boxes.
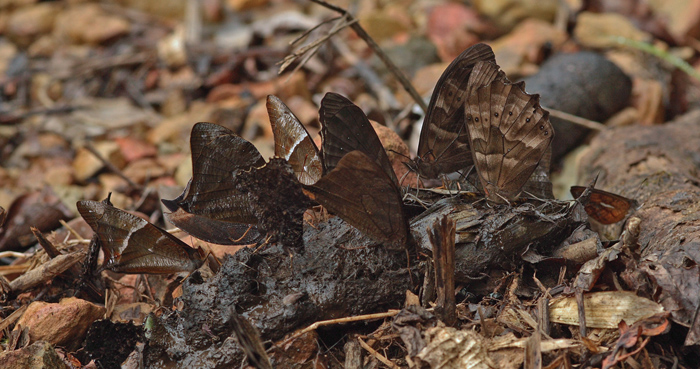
[77,200,205,274]
[570,187,634,224]
[320,93,398,186]
[304,150,407,250]
[466,74,554,203]
[267,95,323,185]
[162,122,264,243]
[412,43,497,178]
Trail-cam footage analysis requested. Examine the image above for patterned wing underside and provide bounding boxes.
[466,74,554,203]
[178,122,264,223]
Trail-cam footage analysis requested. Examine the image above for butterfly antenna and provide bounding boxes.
[388,148,411,161]
[522,190,549,203]
[230,225,255,243]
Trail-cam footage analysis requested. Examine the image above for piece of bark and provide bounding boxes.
[344,337,363,369]
[9,251,85,294]
[576,110,700,343]
[430,216,456,326]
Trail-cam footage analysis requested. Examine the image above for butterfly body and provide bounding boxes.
[162,122,265,245]
[305,93,408,249]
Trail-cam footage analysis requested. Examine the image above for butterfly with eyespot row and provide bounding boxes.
[464,60,554,204]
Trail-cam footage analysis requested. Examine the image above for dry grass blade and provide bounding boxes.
[278,14,357,75]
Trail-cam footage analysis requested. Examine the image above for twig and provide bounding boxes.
[84,142,143,191]
[0,251,31,259]
[278,15,356,75]
[283,310,400,343]
[309,0,428,113]
[59,219,86,242]
[357,337,400,369]
[545,108,608,131]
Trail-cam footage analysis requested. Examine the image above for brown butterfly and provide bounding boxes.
[162,122,263,245]
[465,61,554,203]
[406,43,499,179]
[570,186,635,224]
[267,95,323,185]
[319,92,398,184]
[77,199,206,274]
[303,150,408,250]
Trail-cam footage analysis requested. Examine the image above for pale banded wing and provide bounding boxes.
[410,43,497,178]
[267,95,323,185]
[465,77,553,203]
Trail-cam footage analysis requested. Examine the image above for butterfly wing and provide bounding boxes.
[304,150,408,250]
[77,200,205,274]
[570,187,633,224]
[466,74,554,203]
[413,43,497,178]
[162,123,264,243]
[267,95,323,185]
[320,93,398,186]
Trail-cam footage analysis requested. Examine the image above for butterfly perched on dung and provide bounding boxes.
[268,93,409,250]
[78,196,207,274]
[406,43,498,179]
[405,43,554,204]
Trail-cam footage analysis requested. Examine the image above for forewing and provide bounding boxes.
[304,150,407,249]
[320,93,398,186]
[415,43,497,177]
[169,122,263,224]
[267,95,323,185]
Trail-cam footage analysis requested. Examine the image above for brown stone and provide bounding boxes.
[54,4,130,45]
[7,3,59,47]
[15,297,106,351]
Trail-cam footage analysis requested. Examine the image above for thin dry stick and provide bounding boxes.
[357,337,401,369]
[84,142,143,191]
[278,15,357,75]
[309,0,428,113]
[59,219,86,241]
[0,251,31,259]
[546,108,608,131]
[284,310,400,342]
